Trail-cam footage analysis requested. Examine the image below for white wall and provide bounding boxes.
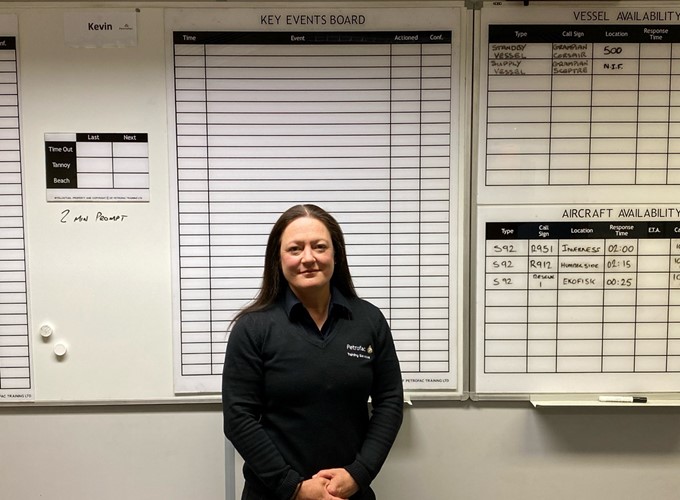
[0,404,227,499]
[378,402,680,499]
[3,402,680,499]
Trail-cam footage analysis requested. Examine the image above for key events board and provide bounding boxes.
[166,6,466,396]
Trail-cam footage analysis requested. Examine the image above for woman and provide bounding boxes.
[222,204,403,500]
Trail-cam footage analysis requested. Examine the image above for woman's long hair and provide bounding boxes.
[232,204,356,325]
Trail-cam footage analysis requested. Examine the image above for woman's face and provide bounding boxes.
[280,216,335,295]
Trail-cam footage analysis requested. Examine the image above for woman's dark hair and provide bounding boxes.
[232,204,356,325]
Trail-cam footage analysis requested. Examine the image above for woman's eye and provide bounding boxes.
[288,247,301,255]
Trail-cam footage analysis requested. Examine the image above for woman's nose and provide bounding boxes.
[300,245,314,263]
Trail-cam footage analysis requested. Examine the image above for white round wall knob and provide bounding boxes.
[54,343,68,358]
[39,324,53,339]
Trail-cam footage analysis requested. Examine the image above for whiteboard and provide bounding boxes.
[12,6,191,404]
[165,4,469,399]
[0,3,470,406]
[473,1,680,399]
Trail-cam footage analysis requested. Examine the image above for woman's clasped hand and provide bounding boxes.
[295,468,359,500]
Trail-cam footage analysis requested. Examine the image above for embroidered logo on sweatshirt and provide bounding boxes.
[347,343,373,360]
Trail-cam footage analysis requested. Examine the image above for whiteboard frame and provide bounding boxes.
[165,2,471,401]
[471,1,680,402]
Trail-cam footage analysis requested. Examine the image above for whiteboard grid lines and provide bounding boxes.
[0,36,28,394]
[174,31,454,380]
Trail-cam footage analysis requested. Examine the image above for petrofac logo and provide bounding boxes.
[347,343,373,360]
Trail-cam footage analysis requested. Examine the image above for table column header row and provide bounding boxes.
[174,31,452,45]
[490,24,680,44]
[487,221,680,239]
[0,38,15,51]
[75,133,148,143]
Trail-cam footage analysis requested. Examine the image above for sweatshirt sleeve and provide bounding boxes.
[222,314,304,500]
[344,306,404,492]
